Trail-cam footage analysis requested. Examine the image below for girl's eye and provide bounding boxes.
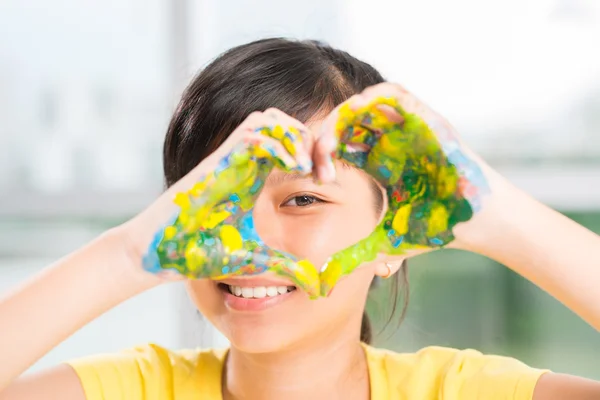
[282,195,322,207]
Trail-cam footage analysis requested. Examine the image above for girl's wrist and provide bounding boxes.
[451,163,525,257]
[99,225,163,294]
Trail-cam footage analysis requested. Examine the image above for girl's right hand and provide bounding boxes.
[312,84,492,295]
[120,109,319,291]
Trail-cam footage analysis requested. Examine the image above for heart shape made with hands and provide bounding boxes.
[143,97,489,298]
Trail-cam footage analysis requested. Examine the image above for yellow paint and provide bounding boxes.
[281,136,296,155]
[178,211,189,226]
[391,204,412,235]
[164,226,177,240]
[436,166,458,197]
[370,111,390,127]
[174,192,191,209]
[184,241,206,272]
[426,204,449,237]
[201,209,232,229]
[253,144,275,159]
[189,181,207,197]
[220,225,243,253]
[271,124,285,140]
[269,258,319,297]
[319,259,343,289]
[183,215,206,233]
[379,133,401,153]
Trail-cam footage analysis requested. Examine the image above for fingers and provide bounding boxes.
[260,108,313,172]
[229,109,313,173]
[198,227,321,298]
[206,216,321,297]
[178,110,313,229]
[313,90,401,183]
[226,134,299,172]
[312,94,366,183]
[265,255,320,298]
[156,108,321,289]
[361,83,459,143]
[318,232,381,296]
[313,82,450,186]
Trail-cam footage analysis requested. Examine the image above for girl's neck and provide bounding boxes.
[222,335,370,400]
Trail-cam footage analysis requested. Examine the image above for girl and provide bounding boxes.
[1,38,599,400]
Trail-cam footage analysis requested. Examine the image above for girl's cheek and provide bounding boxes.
[283,213,364,264]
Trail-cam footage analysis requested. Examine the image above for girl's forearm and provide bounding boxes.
[460,174,600,331]
[0,228,159,391]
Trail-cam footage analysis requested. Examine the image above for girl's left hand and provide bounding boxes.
[314,83,493,295]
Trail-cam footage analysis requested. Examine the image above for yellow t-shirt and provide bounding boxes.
[67,343,548,399]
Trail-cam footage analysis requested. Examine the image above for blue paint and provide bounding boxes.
[391,235,404,248]
[229,193,241,203]
[249,179,262,195]
[342,151,367,168]
[378,165,392,179]
[237,210,263,245]
[261,142,278,158]
[365,134,377,147]
[215,155,232,175]
[430,237,443,245]
[142,228,165,273]
[446,148,469,166]
[284,130,297,143]
[222,266,230,274]
[142,212,179,274]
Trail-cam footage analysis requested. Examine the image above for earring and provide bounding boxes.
[382,263,393,279]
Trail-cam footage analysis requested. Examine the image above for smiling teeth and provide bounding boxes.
[228,285,294,299]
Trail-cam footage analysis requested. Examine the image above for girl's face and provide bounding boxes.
[185,120,382,353]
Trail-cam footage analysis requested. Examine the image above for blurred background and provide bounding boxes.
[1,0,599,379]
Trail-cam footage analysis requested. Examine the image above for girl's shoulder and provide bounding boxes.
[363,344,549,399]
[67,343,226,400]
[67,343,549,400]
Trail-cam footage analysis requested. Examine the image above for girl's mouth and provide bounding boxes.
[218,283,296,299]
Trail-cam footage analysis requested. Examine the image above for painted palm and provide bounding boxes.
[142,126,320,295]
[319,97,489,295]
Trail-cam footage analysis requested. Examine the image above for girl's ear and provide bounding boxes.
[374,260,405,278]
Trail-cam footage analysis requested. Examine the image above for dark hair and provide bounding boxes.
[163,37,409,344]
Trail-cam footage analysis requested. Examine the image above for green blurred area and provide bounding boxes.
[366,212,600,380]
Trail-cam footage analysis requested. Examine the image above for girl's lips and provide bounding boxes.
[221,288,297,312]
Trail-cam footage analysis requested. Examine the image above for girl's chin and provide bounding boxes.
[222,323,301,354]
